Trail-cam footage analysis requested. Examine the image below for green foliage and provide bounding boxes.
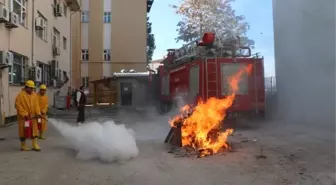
[172,0,252,46]
[147,17,156,63]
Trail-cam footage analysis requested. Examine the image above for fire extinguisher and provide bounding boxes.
[37,117,42,132]
[24,119,33,139]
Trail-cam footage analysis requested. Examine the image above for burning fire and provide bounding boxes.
[169,64,252,157]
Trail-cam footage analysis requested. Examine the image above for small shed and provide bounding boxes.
[89,77,118,105]
[90,72,151,107]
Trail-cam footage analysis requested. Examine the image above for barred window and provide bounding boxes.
[9,52,28,84]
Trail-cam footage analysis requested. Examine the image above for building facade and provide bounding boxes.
[273,0,335,127]
[149,59,163,73]
[71,0,154,89]
[0,0,79,124]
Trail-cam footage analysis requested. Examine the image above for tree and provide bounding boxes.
[147,17,156,63]
[172,0,253,48]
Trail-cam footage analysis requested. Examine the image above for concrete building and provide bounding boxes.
[70,0,154,90]
[272,0,335,128]
[149,58,163,73]
[0,0,79,124]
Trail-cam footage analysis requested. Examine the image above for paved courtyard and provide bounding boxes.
[0,108,334,185]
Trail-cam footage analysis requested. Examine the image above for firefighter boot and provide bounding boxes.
[32,138,41,151]
[39,131,46,140]
[20,141,31,151]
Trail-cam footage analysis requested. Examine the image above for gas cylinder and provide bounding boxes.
[37,118,42,132]
[24,120,32,138]
[66,95,71,109]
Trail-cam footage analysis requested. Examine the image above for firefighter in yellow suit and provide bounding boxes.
[15,80,42,151]
[37,84,48,139]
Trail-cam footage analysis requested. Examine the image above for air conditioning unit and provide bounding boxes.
[31,66,42,82]
[0,4,9,23]
[0,51,13,65]
[5,12,19,28]
[129,69,136,73]
[35,17,44,30]
[54,4,62,17]
[52,46,60,56]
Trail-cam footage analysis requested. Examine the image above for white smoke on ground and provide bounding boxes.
[49,118,138,163]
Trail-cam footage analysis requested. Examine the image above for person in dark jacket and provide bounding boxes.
[72,89,78,108]
[76,86,86,124]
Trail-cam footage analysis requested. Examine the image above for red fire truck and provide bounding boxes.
[154,32,265,117]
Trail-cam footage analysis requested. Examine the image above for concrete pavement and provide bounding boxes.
[0,109,334,185]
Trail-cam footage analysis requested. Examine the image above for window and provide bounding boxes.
[103,49,111,61]
[81,11,89,22]
[12,0,27,26]
[9,52,28,84]
[36,12,48,41]
[103,12,111,23]
[82,49,89,60]
[63,3,67,17]
[38,62,51,86]
[52,28,60,47]
[189,65,199,96]
[82,77,89,88]
[221,63,249,95]
[63,37,67,50]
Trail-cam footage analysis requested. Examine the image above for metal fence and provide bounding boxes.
[265,76,276,93]
[264,76,277,118]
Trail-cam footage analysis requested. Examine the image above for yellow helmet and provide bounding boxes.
[40,84,47,90]
[25,80,35,88]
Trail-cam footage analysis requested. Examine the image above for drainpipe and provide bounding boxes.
[31,0,35,67]
[69,11,76,90]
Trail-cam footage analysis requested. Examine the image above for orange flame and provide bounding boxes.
[169,64,252,157]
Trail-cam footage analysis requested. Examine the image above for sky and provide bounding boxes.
[148,0,275,77]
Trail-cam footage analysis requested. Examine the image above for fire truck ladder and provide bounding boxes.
[205,57,219,99]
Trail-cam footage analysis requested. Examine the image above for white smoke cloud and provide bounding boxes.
[49,119,139,163]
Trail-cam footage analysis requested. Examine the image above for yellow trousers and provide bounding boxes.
[41,116,47,131]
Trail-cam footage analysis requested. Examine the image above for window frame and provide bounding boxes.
[82,77,89,88]
[9,52,28,84]
[81,11,89,22]
[37,61,52,86]
[36,12,48,41]
[52,27,60,48]
[103,49,111,61]
[220,63,249,95]
[103,12,111,23]
[11,0,27,27]
[81,49,89,61]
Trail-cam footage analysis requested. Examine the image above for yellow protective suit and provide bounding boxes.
[15,90,41,151]
[37,93,48,139]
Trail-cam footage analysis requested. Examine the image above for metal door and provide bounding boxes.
[120,82,133,106]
